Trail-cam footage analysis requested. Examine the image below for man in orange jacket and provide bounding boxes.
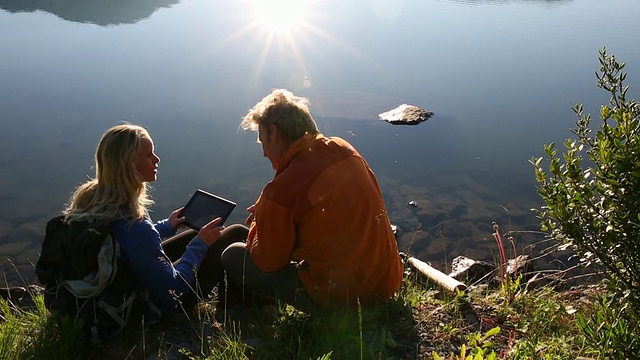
[221,89,403,310]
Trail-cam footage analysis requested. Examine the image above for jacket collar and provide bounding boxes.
[276,133,324,174]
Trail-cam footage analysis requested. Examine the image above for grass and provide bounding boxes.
[0,221,625,359]
[0,265,614,360]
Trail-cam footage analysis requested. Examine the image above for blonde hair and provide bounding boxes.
[240,89,319,142]
[65,124,154,224]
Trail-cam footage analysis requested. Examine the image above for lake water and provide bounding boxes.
[1,0,639,285]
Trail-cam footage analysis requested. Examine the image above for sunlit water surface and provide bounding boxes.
[1,0,639,284]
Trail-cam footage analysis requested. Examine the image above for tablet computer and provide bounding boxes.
[180,189,236,230]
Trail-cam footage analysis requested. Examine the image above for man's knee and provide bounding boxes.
[221,224,249,241]
[221,242,248,271]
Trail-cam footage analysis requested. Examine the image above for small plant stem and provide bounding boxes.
[492,221,507,281]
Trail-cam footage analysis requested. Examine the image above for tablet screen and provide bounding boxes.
[180,189,236,230]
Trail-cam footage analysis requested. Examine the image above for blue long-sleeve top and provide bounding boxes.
[110,218,208,315]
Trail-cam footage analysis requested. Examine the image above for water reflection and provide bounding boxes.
[1,0,638,288]
[0,0,180,25]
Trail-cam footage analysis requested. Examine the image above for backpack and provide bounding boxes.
[35,215,161,342]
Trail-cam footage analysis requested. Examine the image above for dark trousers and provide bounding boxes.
[160,224,249,308]
[221,242,316,312]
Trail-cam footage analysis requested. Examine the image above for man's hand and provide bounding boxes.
[245,204,256,225]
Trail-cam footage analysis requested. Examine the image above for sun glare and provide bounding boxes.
[226,0,362,93]
[248,0,310,34]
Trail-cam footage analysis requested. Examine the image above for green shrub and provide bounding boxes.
[532,48,640,301]
[576,294,640,358]
[531,48,640,356]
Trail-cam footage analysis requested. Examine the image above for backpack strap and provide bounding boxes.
[62,232,117,298]
[92,241,162,340]
[91,288,162,342]
[96,292,138,328]
[142,288,162,326]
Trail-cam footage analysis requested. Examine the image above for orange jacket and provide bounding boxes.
[247,134,403,308]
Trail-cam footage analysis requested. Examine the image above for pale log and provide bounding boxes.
[408,257,467,293]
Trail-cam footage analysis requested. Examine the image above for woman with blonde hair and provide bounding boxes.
[65,123,248,316]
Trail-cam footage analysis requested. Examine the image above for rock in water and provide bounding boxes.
[378,104,434,125]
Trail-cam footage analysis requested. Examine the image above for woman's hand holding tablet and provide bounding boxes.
[179,189,236,231]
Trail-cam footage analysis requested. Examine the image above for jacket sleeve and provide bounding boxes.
[154,219,177,239]
[114,220,208,315]
[248,198,296,272]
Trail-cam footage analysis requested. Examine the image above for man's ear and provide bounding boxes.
[269,124,281,142]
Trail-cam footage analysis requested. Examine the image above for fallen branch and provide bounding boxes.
[408,257,467,293]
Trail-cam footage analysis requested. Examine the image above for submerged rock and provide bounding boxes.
[378,104,434,125]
